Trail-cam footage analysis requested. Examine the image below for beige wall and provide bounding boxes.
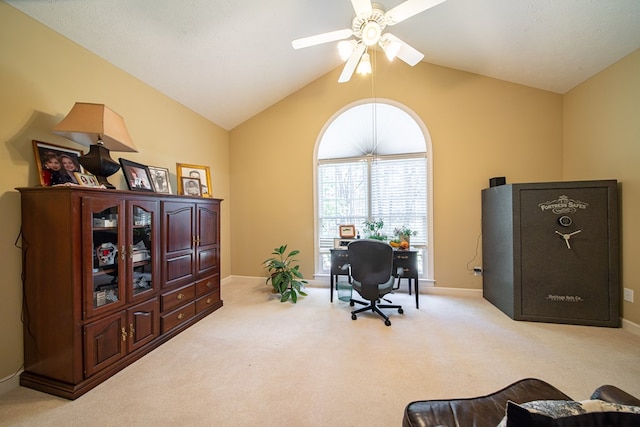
[3,0,639,389]
[564,49,640,325]
[229,57,564,285]
[0,3,231,382]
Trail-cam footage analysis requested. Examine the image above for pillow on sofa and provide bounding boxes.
[499,399,640,427]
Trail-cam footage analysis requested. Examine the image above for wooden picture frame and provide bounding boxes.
[180,176,202,197]
[119,158,154,192]
[74,172,101,187]
[339,224,356,238]
[176,163,211,197]
[32,140,85,186]
[148,166,172,194]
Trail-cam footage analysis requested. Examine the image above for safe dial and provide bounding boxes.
[558,215,572,227]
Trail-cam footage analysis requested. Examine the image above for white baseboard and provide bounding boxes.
[621,317,640,336]
[0,371,21,396]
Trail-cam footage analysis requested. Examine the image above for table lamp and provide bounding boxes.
[53,102,138,188]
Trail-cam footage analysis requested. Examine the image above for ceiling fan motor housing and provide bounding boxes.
[352,5,386,45]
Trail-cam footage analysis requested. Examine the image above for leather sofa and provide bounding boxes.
[403,378,640,427]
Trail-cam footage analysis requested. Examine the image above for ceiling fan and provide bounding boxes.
[292,0,446,83]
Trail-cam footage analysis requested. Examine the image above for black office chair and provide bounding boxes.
[347,239,404,326]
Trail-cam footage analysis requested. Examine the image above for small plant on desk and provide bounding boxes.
[391,226,417,249]
[362,218,388,241]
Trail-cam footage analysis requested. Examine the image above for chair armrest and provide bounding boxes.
[403,378,571,427]
[591,385,640,406]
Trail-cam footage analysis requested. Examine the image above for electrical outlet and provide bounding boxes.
[623,288,634,303]
[473,267,483,276]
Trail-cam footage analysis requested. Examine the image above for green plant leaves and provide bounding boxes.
[264,244,308,304]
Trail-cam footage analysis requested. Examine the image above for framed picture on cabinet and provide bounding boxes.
[180,176,202,197]
[176,163,211,197]
[119,158,154,192]
[74,172,101,187]
[339,224,356,238]
[148,166,172,194]
[32,140,85,186]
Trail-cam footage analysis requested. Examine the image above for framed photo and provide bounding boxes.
[74,172,100,187]
[334,238,355,249]
[32,140,85,186]
[339,224,356,238]
[181,177,202,197]
[148,166,172,194]
[176,163,212,197]
[119,158,154,192]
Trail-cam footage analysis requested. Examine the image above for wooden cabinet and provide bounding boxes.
[17,186,222,399]
[160,201,221,332]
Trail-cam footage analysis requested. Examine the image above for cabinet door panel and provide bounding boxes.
[165,254,195,287]
[196,203,219,278]
[197,204,218,247]
[84,313,127,377]
[82,197,126,318]
[163,203,195,253]
[128,200,159,303]
[197,247,219,276]
[162,202,196,288]
[127,298,159,352]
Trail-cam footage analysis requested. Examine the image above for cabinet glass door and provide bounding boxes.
[129,202,157,300]
[83,198,126,317]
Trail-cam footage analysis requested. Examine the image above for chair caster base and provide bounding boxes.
[351,313,357,320]
[398,308,404,314]
[385,319,391,326]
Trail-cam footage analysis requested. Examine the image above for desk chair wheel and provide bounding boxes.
[351,313,357,320]
[385,319,391,326]
[349,301,355,306]
[398,308,404,314]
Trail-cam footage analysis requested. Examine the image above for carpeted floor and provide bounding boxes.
[1,277,639,426]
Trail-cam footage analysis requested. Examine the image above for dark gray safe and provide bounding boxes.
[481,180,619,327]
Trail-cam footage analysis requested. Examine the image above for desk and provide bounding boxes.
[330,248,420,308]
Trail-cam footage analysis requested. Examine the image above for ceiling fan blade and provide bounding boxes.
[338,43,366,83]
[385,0,446,25]
[382,33,424,66]
[351,0,373,17]
[292,28,353,50]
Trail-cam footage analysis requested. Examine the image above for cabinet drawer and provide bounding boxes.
[196,291,221,314]
[330,250,350,275]
[161,302,196,333]
[161,284,195,313]
[195,275,219,296]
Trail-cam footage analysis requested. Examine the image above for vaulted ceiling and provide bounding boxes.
[6,0,640,130]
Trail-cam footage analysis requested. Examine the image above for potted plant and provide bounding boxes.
[362,218,388,241]
[391,226,417,249]
[264,244,308,303]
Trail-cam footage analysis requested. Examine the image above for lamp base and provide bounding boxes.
[78,144,120,189]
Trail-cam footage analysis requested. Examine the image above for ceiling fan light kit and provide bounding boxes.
[356,52,372,75]
[291,0,446,83]
[338,40,357,60]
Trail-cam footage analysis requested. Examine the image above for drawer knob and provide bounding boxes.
[177,293,184,300]
[206,281,213,288]
[177,313,184,320]
[206,298,212,304]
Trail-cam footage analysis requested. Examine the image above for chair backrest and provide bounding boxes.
[347,239,394,286]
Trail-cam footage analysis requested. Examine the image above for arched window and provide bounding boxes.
[314,99,434,281]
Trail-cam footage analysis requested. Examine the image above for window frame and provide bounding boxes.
[312,99,435,283]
